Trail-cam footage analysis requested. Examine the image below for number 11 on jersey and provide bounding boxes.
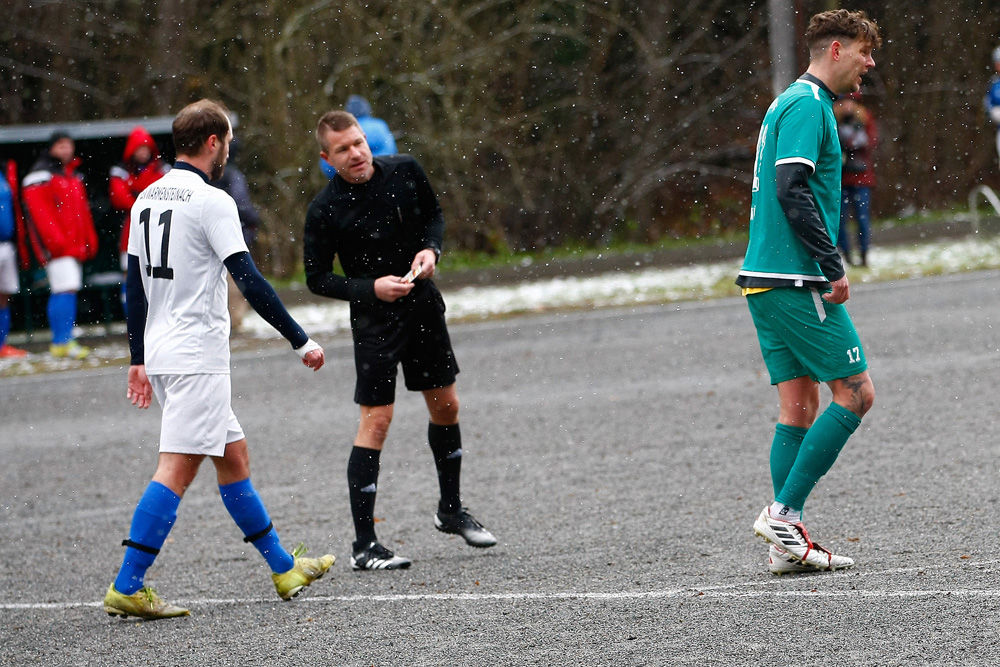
[139,208,175,280]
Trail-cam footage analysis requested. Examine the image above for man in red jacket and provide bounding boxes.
[21,131,99,359]
[109,127,170,312]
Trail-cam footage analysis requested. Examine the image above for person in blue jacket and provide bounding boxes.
[986,46,1000,169]
[318,95,397,178]
[0,162,26,358]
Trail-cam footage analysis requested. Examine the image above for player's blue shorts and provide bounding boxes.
[746,287,867,385]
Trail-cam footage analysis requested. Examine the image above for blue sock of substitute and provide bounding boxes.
[114,481,180,595]
[47,292,77,345]
[0,306,10,347]
[219,478,294,574]
[776,403,862,511]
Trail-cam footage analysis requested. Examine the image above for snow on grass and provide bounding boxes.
[4,234,1000,376]
[241,235,1000,338]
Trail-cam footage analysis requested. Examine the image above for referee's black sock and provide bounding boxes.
[348,446,381,552]
[428,422,463,515]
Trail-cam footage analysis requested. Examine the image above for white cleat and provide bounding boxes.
[754,506,855,571]
[768,544,854,575]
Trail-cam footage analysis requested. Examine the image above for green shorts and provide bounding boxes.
[746,287,867,385]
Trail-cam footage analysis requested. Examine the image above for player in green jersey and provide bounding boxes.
[737,9,881,575]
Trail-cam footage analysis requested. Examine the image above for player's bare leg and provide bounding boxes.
[422,384,459,426]
[151,452,205,497]
[776,376,820,428]
[828,371,875,419]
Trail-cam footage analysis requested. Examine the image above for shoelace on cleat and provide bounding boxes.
[450,509,484,529]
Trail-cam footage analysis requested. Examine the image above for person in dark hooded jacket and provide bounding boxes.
[210,136,260,248]
[211,136,261,331]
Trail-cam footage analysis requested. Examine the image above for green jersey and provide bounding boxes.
[739,76,841,286]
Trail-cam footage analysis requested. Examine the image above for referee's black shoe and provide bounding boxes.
[434,508,497,548]
[350,541,412,570]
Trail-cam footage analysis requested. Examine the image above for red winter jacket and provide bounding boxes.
[21,153,98,265]
[109,127,171,253]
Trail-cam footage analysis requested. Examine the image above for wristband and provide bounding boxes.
[294,338,321,359]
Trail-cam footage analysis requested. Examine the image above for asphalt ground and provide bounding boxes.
[3,271,1000,665]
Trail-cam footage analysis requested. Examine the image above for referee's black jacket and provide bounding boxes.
[303,154,445,306]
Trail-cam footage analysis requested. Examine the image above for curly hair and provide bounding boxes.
[805,9,882,54]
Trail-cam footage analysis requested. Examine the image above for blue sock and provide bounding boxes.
[0,306,10,347]
[114,481,180,595]
[47,292,77,345]
[219,478,294,573]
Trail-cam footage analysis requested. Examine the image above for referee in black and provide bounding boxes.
[303,110,496,571]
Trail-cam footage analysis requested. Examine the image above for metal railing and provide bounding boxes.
[968,184,1000,234]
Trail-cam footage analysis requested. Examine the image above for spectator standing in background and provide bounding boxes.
[319,95,397,179]
[109,126,171,312]
[985,46,1000,170]
[835,92,878,267]
[21,131,98,360]
[0,159,26,358]
[211,136,261,332]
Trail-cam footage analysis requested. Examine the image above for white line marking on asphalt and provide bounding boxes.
[6,559,1000,611]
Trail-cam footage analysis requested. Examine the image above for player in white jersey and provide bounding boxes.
[103,100,334,620]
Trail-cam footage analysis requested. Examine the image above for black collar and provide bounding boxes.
[797,73,837,100]
[173,160,209,183]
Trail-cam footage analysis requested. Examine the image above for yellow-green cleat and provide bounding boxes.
[103,583,190,619]
[272,544,335,600]
[50,340,90,360]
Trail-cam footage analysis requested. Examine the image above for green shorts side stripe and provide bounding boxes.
[746,287,867,385]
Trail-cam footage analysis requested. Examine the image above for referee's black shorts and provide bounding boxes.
[350,281,459,406]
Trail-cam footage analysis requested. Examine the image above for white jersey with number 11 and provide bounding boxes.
[127,166,248,376]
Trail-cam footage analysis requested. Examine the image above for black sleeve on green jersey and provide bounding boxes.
[224,251,309,349]
[775,162,845,282]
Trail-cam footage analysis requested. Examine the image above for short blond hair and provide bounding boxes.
[315,111,361,151]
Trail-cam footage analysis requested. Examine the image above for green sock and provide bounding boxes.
[770,423,808,498]
[776,403,861,510]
